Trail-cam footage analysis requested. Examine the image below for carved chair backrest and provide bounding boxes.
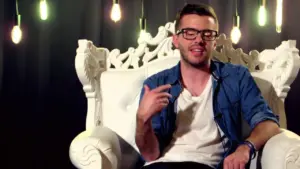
[75,21,299,169]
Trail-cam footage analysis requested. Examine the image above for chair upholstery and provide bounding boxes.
[69,21,300,169]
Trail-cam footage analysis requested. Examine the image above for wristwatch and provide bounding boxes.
[243,140,257,159]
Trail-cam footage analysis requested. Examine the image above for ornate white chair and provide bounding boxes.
[69,22,300,169]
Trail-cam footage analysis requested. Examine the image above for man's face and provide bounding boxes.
[173,14,218,68]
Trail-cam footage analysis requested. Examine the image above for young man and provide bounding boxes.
[135,3,280,169]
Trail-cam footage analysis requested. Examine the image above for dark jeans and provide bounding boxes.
[141,162,214,169]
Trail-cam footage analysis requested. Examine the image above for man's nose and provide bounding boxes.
[194,34,205,44]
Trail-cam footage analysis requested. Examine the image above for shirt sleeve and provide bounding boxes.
[239,66,280,129]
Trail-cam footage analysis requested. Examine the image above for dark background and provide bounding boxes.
[2,0,300,169]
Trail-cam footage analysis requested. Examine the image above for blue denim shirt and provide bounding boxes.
[139,60,279,168]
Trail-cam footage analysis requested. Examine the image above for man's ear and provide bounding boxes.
[213,40,217,49]
[172,34,179,49]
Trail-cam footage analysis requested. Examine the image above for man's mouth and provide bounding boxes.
[190,47,205,56]
[190,49,204,52]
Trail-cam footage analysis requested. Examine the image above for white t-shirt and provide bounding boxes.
[146,76,226,168]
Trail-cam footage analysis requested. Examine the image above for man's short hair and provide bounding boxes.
[175,3,219,31]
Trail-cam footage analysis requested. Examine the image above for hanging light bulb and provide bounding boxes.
[258,0,267,26]
[231,26,241,44]
[276,0,283,33]
[140,30,147,39]
[110,0,121,22]
[258,6,267,26]
[40,0,48,20]
[11,1,22,45]
[231,15,241,44]
[139,0,148,39]
[12,25,22,44]
[139,17,147,39]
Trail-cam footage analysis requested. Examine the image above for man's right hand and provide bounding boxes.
[137,84,172,122]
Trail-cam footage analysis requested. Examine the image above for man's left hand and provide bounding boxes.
[223,144,250,169]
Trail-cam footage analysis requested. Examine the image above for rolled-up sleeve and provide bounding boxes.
[239,67,280,129]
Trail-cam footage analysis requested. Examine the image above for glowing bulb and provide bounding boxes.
[230,26,241,44]
[276,0,283,33]
[258,5,267,26]
[40,0,48,20]
[11,25,22,44]
[139,29,147,39]
[110,3,121,22]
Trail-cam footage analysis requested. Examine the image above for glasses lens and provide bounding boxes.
[183,29,198,40]
[202,30,217,41]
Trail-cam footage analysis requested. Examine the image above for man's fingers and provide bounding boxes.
[156,92,172,99]
[144,85,150,93]
[223,161,229,169]
[157,98,169,104]
[228,162,233,169]
[152,103,168,113]
[240,163,245,169]
[234,161,240,169]
[224,157,232,169]
[158,103,168,109]
[152,84,172,93]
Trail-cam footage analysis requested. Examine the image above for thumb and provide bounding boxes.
[144,85,150,93]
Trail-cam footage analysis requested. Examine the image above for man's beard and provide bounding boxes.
[180,50,210,68]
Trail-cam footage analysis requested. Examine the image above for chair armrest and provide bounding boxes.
[69,126,121,169]
[260,129,300,169]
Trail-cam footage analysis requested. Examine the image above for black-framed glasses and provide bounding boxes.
[176,28,218,41]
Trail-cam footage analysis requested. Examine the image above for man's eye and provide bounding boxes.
[186,31,196,35]
[203,32,212,36]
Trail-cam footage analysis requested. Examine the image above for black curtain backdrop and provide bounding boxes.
[0,0,3,94]
[1,2,3,107]
[2,0,300,169]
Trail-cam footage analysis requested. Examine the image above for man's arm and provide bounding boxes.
[135,84,172,162]
[223,67,281,169]
[135,114,160,161]
[224,120,280,169]
[239,67,281,148]
[246,120,281,152]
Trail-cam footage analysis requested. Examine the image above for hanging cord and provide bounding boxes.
[140,0,146,31]
[16,0,19,15]
[233,0,240,28]
[15,0,21,26]
[165,0,169,22]
[113,0,119,4]
[235,0,238,16]
[258,0,266,7]
[141,0,144,18]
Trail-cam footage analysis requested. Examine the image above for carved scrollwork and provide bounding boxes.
[70,138,103,169]
[270,40,300,100]
[286,147,300,169]
[108,22,176,69]
[76,40,108,128]
[212,34,260,71]
[106,22,263,71]
[70,144,102,168]
[77,40,107,97]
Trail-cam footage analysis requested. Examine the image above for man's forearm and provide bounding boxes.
[246,120,281,150]
[135,115,160,161]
